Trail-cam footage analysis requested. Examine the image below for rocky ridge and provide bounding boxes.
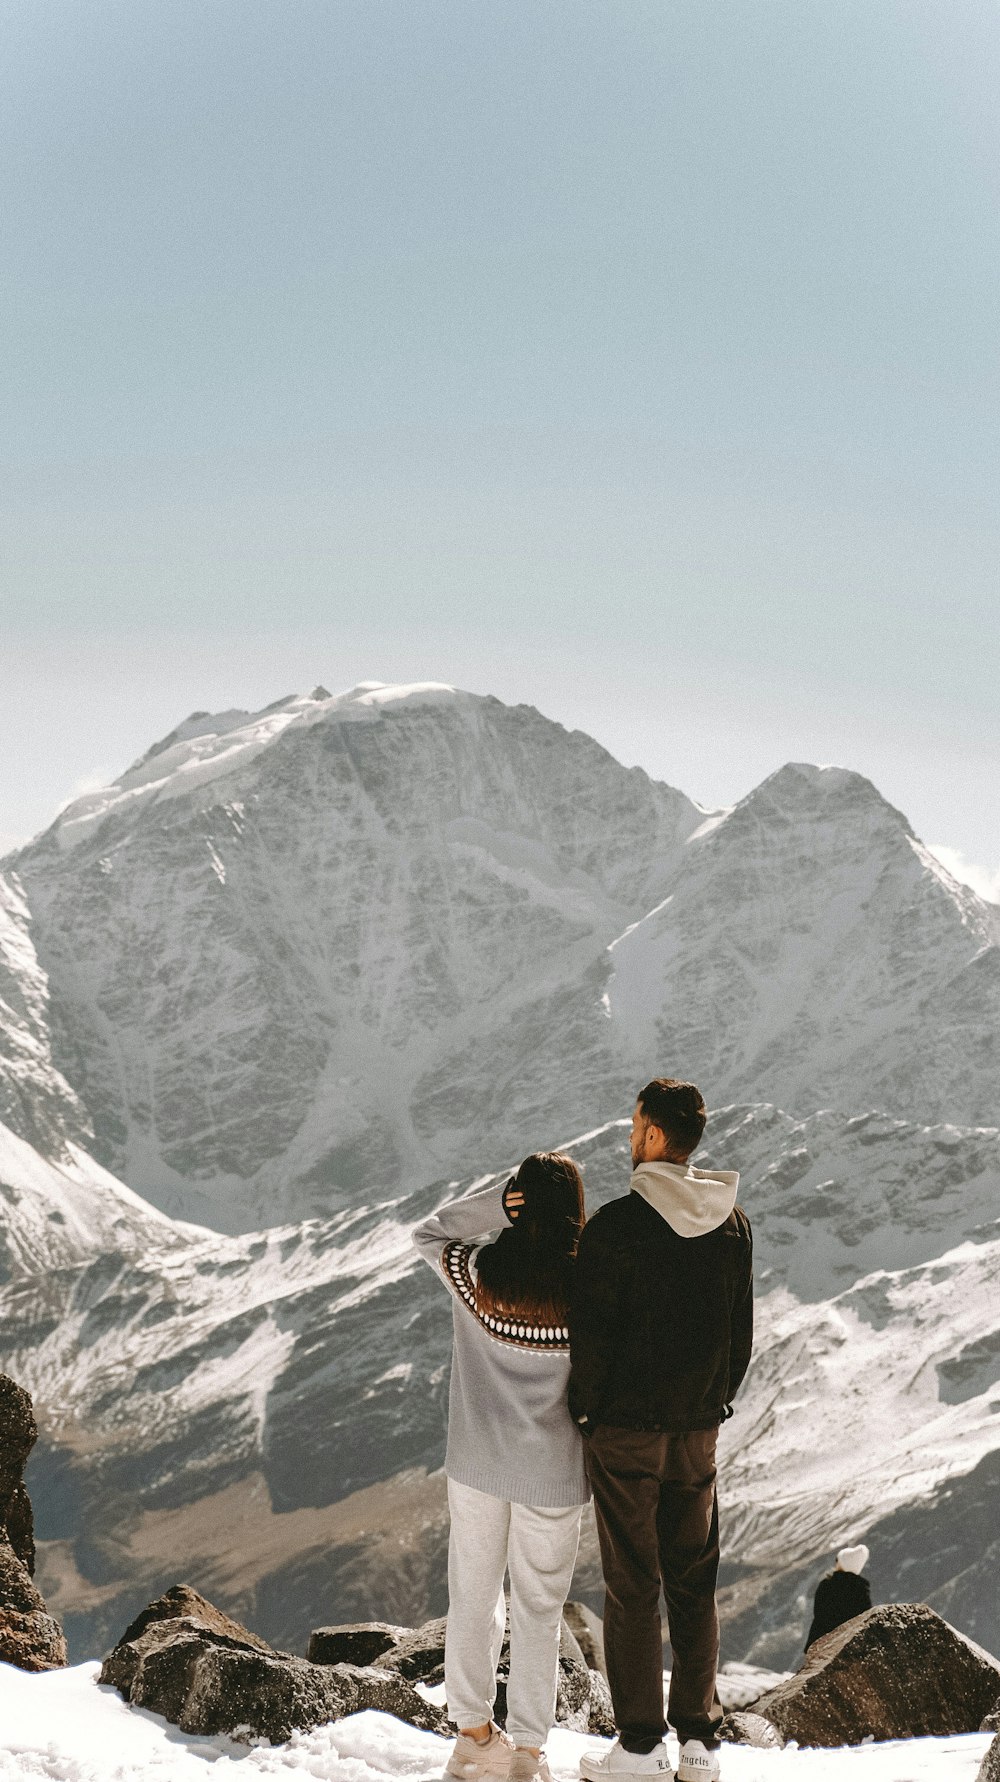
[3,686,996,1230]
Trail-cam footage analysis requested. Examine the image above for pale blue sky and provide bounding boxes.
[2,1,998,883]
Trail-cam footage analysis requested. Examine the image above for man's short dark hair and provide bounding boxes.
[637,1078,707,1157]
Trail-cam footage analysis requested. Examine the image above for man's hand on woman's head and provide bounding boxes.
[502,1178,525,1222]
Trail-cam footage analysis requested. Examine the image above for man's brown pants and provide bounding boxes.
[584,1426,724,1752]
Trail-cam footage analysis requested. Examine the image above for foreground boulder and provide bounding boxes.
[307,1621,408,1668]
[750,1604,1000,1747]
[0,1374,66,1671]
[101,1587,445,1743]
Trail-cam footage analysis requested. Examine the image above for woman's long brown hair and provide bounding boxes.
[474,1152,585,1326]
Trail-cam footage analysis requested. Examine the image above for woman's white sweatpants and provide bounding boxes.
[445,1477,584,1749]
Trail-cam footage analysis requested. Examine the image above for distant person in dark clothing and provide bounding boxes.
[805,1545,872,1649]
[571,1079,753,1782]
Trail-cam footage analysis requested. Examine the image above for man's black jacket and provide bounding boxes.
[567,1190,753,1431]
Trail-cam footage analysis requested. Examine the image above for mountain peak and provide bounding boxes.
[44,683,495,851]
[333,679,461,707]
[736,760,914,836]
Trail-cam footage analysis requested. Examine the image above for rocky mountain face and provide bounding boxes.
[604,763,998,1127]
[5,684,996,1232]
[0,684,997,1671]
[0,875,92,1162]
[4,685,701,1229]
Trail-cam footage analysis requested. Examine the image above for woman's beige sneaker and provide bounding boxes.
[446,1727,515,1780]
[510,1751,553,1782]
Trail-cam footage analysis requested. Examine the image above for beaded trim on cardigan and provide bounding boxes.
[441,1241,571,1351]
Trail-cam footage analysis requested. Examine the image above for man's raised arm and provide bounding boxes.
[568,1213,620,1430]
[727,1215,754,1403]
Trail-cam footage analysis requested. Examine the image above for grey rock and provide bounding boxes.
[564,1601,606,1677]
[116,1583,271,1652]
[718,1712,784,1748]
[178,1644,360,1741]
[981,1701,1000,1734]
[114,1627,212,1726]
[554,1620,594,1729]
[341,1662,449,1737]
[751,1604,1000,1747]
[177,1648,444,1743]
[977,1732,1000,1782]
[100,1614,266,1701]
[585,1668,616,1736]
[494,1618,594,1733]
[377,1615,448,1683]
[308,1622,409,1668]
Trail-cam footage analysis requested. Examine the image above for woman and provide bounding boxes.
[413,1153,589,1782]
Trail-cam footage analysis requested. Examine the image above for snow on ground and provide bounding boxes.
[0,1664,991,1782]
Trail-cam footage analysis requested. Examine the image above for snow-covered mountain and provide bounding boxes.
[1,683,997,1672]
[604,762,999,1125]
[3,685,701,1229]
[0,1118,192,1282]
[3,685,996,1233]
[1,1107,994,1667]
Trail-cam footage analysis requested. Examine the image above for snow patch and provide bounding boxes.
[0,1663,991,1782]
[926,843,1000,907]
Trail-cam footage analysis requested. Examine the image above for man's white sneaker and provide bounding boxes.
[675,1742,720,1782]
[579,1738,673,1781]
[446,1727,515,1780]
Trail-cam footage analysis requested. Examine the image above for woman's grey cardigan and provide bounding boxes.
[413,1182,589,1509]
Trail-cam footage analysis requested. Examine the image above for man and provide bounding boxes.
[570,1079,753,1782]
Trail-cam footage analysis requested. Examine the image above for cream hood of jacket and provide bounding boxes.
[630,1159,740,1238]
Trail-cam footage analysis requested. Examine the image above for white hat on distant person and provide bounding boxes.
[836,1544,869,1575]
